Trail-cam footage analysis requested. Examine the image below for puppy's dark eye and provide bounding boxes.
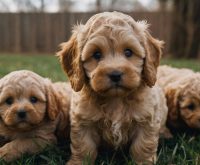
[30,96,38,104]
[124,49,133,57]
[187,103,195,110]
[93,51,102,60]
[5,97,14,105]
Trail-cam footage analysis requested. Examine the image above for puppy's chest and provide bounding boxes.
[97,102,135,147]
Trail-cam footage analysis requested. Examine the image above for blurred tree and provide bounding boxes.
[58,0,73,12]
[108,0,146,12]
[0,0,47,12]
[13,0,46,12]
[94,0,148,12]
[163,0,200,58]
[159,0,168,11]
[40,0,45,12]
[14,0,37,12]
[96,0,101,12]
[0,0,10,12]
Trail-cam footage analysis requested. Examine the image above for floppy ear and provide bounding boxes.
[165,87,180,128]
[46,83,60,120]
[143,31,164,87]
[57,29,85,92]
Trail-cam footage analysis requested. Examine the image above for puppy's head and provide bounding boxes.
[166,74,200,129]
[58,12,163,96]
[0,70,59,131]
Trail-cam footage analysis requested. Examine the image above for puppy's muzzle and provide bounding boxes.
[17,109,27,119]
[108,71,122,83]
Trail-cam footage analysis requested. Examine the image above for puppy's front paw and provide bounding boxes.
[0,148,18,162]
[66,159,83,165]
[160,127,173,139]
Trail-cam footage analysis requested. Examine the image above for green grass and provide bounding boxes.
[160,58,200,72]
[0,54,200,165]
[0,53,67,82]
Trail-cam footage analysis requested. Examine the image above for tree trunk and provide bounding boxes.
[186,0,200,58]
[96,0,101,12]
[40,0,45,12]
[170,0,200,58]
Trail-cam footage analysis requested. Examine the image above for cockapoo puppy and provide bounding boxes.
[0,70,71,162]
[157,65,200,134]
[58,11,168,164]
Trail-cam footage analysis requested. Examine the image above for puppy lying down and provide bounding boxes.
[58,11,169,164]
[0,70,71,162]
[157,65,200,134]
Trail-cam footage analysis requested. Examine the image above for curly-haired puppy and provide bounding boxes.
[58,11,167,164]
[157,65,200,134]
[0,70,71,162]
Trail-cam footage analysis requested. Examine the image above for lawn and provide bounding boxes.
[0,54,200,165]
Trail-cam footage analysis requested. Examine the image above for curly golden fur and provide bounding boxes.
[157,65,200,134]
[58,11,167,164]
[0,70,71,162]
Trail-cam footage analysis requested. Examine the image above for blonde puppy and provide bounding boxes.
[157,65,200,134]
[58,12,167,164]
[0,70,71,162]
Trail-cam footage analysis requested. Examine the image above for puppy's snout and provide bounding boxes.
[17,110,26,119]
[109,71,122,83]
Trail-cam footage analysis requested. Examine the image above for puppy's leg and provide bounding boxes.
[0,136,56,162]
[159,126,173,139]
[130,125,159,164]
[67,125,100,165]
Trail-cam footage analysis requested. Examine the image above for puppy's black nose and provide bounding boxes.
[17,110,26,119]
[109,71,122,83]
